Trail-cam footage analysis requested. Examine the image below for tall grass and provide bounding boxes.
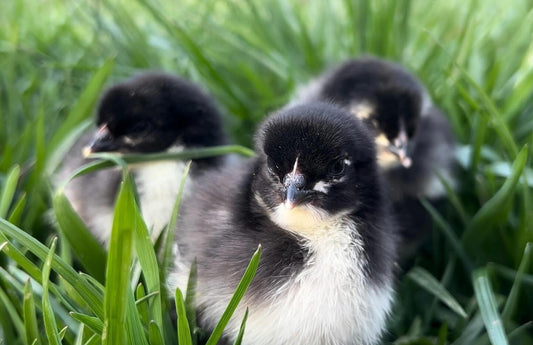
[1,0,532,344]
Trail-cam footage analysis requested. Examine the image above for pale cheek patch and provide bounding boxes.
[377,147,401,170]
[313,181,330,194]
[375,135,401,170]
[123,136,135,145]
[375,133,391,147]
[349,101,375,120]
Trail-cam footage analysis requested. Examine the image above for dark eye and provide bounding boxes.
[329,159,346,177]
[266,157,278,176]
[126,120,153,134]
[407,123,417,137]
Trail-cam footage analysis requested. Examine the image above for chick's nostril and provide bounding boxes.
[283,173,305,190]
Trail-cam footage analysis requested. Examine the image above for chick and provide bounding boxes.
[56,72,227,245]
[290,57,456,249]
[290,57,456,200]
[169,103,398,345]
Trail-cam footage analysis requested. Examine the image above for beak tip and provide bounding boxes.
[82,146,92,158]
[401,156,412,168]
[284,200,295,209]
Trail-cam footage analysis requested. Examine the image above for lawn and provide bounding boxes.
[0,0,532,344]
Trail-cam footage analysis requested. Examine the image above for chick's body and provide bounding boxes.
[169,103,397,345]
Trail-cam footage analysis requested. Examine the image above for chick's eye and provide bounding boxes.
[329,159,346,177]
[128,120,152,134]
[266,157,278,175]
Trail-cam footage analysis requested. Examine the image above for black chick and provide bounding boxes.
[290,57,456,249]
[290,57,456,200]
[56,72,227,245]
[169,103,398,345]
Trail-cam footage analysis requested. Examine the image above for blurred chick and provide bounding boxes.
[56,72,227,245]
[290,57,456,201]
[290,57,456,249]
[169,103,398,345]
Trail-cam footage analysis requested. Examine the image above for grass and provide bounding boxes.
[0,0,532,344]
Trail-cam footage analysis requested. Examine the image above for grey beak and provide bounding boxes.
[389,129,412,168]
[283,173,306,209]
[82,124,118,157]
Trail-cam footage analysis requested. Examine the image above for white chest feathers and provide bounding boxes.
[133,159,189,240]
[202,217,394,345]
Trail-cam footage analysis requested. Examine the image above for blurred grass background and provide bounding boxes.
[0,0,532,344]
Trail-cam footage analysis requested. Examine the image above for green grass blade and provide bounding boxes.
[125,288,150,345]
[501,242,532,322]
[232,308,249,345]
[53,190,107,283]
[508,322,533,342]
[0,280,25,338]
[48,58,115,154]
[91,145,255,167]
[83,334,101,345]
[135,291,160,306]
[205,245,262,345]
[162,161,191,280]
[473,268,509,345]
[175,289,193,345]
[148,321,164,345]
[407,267,467,318]
[58,326,68,340]
[23,279,42,345]
[466,145,528,236]
[7,192,26,226]
[419,198,473,272]
[79,272,105,292]
[451,312,484,345]
[133,204,163,328]
[73,324,85,345]
[136,0,248,115]
[488,263,533,287]
[70,312,104,335]
[0,231,43,282]
[456,64,518,157]
[435,170,469,225]
[67,145,253,182]
[2,266,79,329]
[135,283,149,326]
[45,120,92,176]
[0,164,20,218]
[103,172,136,345]
[184,259,198,345]
[0,218,104,319]
[437,323,448,345]
[42,237,61,345]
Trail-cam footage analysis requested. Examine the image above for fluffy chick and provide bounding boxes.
[169,103,398,345]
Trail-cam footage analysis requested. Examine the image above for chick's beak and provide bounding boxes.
[389,129,412,168]
[283,173,306,209]
[82,124,118,157]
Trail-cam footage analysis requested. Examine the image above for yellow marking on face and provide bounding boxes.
[377,148,401,169]
[375,134,402,169]
[349,102,375,120]
[374,133,390,147]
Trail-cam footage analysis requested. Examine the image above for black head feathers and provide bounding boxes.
[320,57,423,142]
[89,72,227,154]
[253,102,383,219]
